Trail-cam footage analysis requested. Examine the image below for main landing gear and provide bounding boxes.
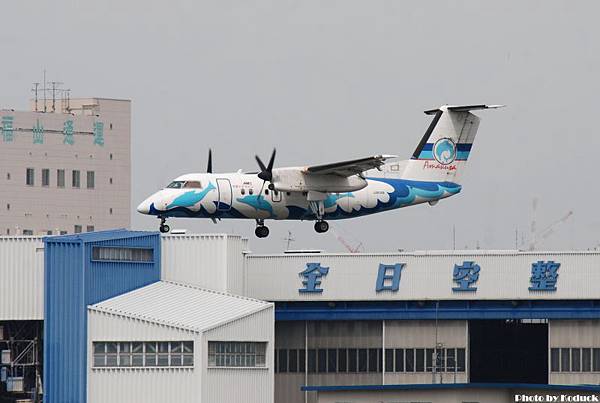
[314,220,329,233]
[255,219,270,238]
[159,217,170,233]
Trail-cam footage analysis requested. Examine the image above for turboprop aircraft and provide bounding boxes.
[137,104,502,238]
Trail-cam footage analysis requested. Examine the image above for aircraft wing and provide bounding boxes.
[304,154,398,177]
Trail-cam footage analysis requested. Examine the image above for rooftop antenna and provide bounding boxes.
[31,82,40,112]
[43,70,47,112]
[283,230,295,250]
[49,81,63,113]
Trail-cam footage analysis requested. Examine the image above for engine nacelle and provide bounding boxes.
[272,167,368,193]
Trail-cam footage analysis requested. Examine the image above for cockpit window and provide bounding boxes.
[166,181,184,189]
[183,181,202,189]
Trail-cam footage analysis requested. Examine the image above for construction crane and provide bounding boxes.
[329,224,363,253]
[528,207,573,251]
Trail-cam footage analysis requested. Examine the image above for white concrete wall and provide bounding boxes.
[0,98,131,236]
[87,309,202,403]
[202,306,274,403]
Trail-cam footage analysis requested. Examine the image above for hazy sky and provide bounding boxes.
[2,1,599,252]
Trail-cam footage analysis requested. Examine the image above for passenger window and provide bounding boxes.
[249,189,254,195]
[183,181,202,189]
[241,188,246,195]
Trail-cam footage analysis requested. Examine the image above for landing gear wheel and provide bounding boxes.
[255,225,270,238]
[160,224,170,233]
[314,220,329,233]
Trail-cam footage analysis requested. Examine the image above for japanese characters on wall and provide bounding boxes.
[0,114,104,146]
[297,260,561,294]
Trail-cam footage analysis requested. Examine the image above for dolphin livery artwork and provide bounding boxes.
[137,104,503,238]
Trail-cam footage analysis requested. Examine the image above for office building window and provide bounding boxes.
[22,229,33,235]
[307,349,316,373]
[6,172,10,180]
[278,349,288,372]
[415,348,425,372]
[385,348,394,372]
[42,169,50,187]
[57,169,65,188]
[74,225,82,233]
[358,349,367,372]
[582,348,592,372]
[6,204,9,211]
[288,349,298,373]
[93,341,192,368]
[338,348,347,372]
[405,348,415,371]
[348,348,357,372]
[109,177,113,184]
[87,171,95,189]
[395,348,404,372]
[87,225,95,232]
[368,348,379,373]
[327,349,337,373]
[426,348,434,372]
[446,348,456,372]
[550,348,560,372]
[457,348,466,372]
[72,170,80,188]
[317,349,327,373]
[298,349,306,372]
[208,341,266,368]
[60,230,68,235]
[26,168,34,186]
[593,348,600,372]
[561,348,571,372]
[572,348,581,372]
[92,247,153,262]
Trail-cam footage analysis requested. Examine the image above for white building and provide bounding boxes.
[0,97,131,236]
[87,281,274,403]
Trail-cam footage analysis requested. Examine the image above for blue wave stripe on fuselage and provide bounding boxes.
[152,178,462,221]
[321,178,462,220]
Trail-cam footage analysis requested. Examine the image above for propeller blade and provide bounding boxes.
[255,155,267,173]
[207,149,213,173]
[267,148,276,171]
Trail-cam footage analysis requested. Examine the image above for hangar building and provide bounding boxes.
[1,231,600,403]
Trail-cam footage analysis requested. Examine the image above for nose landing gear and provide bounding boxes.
[314,220,329,233]
[255,219,270,238]
[159,217,170,233]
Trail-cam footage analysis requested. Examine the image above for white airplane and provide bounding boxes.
[137,104,502,238]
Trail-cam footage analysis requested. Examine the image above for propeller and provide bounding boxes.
[255,148,276,183]
[207,149,212,173]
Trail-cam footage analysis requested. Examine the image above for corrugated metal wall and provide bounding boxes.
[0,236,44,320]
[87,309,201,403]
[44,231,161,403]
[161,234,247,294]
[202,307,274,403]
[549,319,600,385]
[245,251,600,301]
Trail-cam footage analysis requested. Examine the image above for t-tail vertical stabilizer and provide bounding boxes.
[401,104,504,183]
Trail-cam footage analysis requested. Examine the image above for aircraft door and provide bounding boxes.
[216,178,232,211]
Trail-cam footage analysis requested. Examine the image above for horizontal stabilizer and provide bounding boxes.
[425,104,505,115]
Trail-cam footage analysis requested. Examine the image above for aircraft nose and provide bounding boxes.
[136,198,152,214]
